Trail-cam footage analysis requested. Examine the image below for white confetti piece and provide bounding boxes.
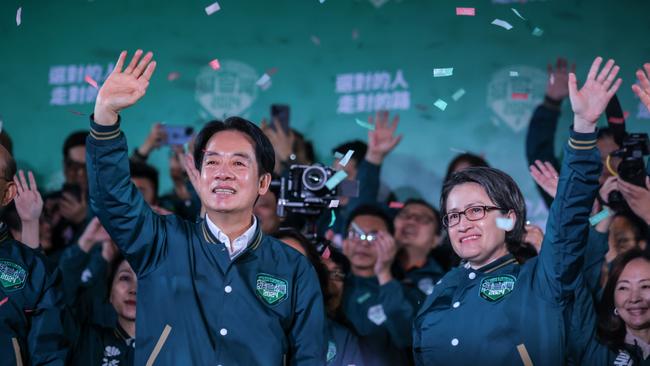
[491,19,513,30]
[496,217,514,230]
[328,200,340,208]
[16,7,22,26]
[452,88,466,101]
[338,150,354,167]
[509,71,519,77]
[205,1,221,15]
[256,73,270,86]
[449,147,467,154]
[433,68,454,77]
[333,151,344,159]
[209,59,221,70]
[434,99,448,111]
[511,8,526,20]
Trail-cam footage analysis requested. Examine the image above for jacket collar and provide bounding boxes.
[462,253,518,274]
[201,216,264,254]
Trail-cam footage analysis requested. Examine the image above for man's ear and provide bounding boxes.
[1,181,17,206]
[258,173,272,195]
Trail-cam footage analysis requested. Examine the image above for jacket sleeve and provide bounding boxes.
[289,260,327,365]
[525,101,563,207]
[86,117,169,276]
[582,227,609,300]
[28,263,69,365]
[378,280,415,349]
[534,129,602,303]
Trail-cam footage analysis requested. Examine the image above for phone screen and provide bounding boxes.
[164,125,194,145]
[271,104,290,132]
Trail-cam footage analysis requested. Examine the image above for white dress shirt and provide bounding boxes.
[206,215,257,259]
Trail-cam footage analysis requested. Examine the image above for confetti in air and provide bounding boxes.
[496,217,514,230]
[455,7,475,16]
[209,59,221,70]
[433,68,454,77]
[589,208,611,226]
[205,1,221,15]
[167,72,180,81]
[355,118,375,131]
[84,75,98,89]
[325,171,348,190]
[491,19,513,30]
[434,99,448,111]
[452,89,466,101]
[16,7,22,26]
[511,8,526,20]
[338,150,355,167]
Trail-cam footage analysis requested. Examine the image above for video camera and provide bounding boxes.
[604,96,650,211]
[275,164,358,217]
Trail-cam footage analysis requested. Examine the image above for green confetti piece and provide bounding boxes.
[355,118,375,131]
[334,151,344,159]
[325,170,348,190]
[589,208,611,226]
[452,88,466,101]
[509,71,519,77]
[329,210,336,227]
[532,27,544,36]
[433,68,454,77]
[434,99,448,111]
[511,8,526,20]
[356,292,371,304]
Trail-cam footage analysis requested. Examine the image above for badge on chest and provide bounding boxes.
[0,260,27,292]
[478,274,516,302]
[256,273,289,306]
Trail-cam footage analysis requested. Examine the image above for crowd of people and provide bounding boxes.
[1,49,650,366]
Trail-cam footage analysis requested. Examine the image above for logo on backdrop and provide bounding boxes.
[48,63,114,106]
[487,65,546,133]
[335,69,410,114]
[195,60,259,120]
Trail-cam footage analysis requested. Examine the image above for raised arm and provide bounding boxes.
[87,50,167,275]
[535,57,621,302]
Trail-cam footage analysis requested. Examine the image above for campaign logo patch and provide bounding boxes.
[327,341,337,362]
[367,304,387,325]
[0,260,27,292]
[479,274,516,302]
[256,274,288,306]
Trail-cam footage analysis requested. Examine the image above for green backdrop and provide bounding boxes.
[2,0,650,224]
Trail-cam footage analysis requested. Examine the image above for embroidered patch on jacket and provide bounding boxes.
[367,304,387,325]
[327,341,337,362]
[0,260,27,291]
[256,274,289,306]
[479,274,516,302]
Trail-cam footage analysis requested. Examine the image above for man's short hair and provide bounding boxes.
[129,161,159,198]
[63,131,89,158]
[193,117,275,177]
[332,140,367,166]
[346,204,394,235]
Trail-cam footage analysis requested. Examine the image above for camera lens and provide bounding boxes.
[302,165,327,191]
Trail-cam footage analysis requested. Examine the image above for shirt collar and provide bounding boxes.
[205,215,257,259]
[626,332,650,359]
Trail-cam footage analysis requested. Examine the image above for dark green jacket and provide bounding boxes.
[0,223,68,365]
[86,119,326,365]
[342,275,414,366]
[326,319,364,366]
[413,130,601,365]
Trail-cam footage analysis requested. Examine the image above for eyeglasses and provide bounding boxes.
[442,205,504,228]
[347,229,378,242]
[396,211,436,225]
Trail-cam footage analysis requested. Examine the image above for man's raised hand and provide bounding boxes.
[568,57,622,133]
[94,50,157,125]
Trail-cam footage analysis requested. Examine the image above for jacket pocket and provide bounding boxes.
[146,324,172,366]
